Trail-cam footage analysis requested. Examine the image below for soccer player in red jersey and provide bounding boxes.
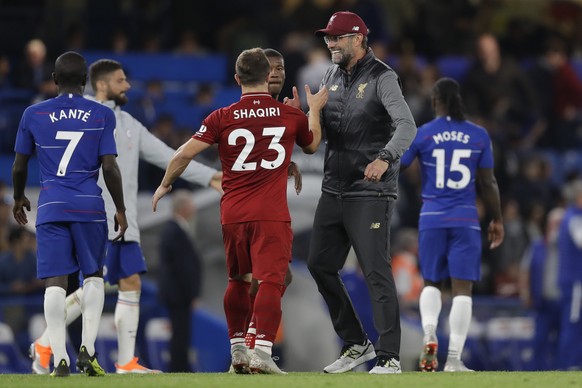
[152,47,327,374]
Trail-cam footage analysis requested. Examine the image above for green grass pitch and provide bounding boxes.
[1,371,582,388]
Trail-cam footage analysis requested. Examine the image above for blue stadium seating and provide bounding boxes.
[0,322,29,373]
[81,51,228,84]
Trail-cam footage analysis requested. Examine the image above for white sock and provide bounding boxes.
[254,339,273,356]
[115,290,140,365]
[44,286,69,366]
[419,286,442,339]
[81,277,105,356]
[448,295,472,360]
[38,287,83,347]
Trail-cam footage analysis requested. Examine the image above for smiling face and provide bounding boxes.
[266,55,285,99]
[325,33,363,70]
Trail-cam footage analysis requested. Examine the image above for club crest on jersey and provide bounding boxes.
[253,100,260,105]
[356,83,368,99]
[330,85,338,91]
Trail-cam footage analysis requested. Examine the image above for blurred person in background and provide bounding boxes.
[390,227,423,306]
[557,179,582,370]
[529,36,582,150]
[519,207,564,370]
[0,226,43,358]
[29,58,222,375]
[400,77,504,372]
[0,226,43,296]
[462,33,541,150]
[13,39,57,102]
[296,42,332,112]
[0,181,13,254]
[158,190,202,372]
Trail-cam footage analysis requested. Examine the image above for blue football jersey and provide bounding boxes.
[400,116,494,231]
[14,93,117,225]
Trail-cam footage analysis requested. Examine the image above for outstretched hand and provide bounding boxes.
[305,85,328,112]
[283,86,302,110]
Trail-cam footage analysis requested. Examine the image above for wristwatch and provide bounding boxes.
[376,149,393,163]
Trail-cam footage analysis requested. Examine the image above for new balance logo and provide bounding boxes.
[234,332,244,337]
[256,334,266,339]
[370,222,381,229]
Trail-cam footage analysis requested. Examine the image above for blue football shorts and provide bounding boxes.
[36,222,107,279]
[103,241,147,285]
[418,227,482,282]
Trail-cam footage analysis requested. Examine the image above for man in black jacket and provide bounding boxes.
[158,190,202,372]
[306,11,417,374]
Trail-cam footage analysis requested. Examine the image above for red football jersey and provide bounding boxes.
[193,92,313,224]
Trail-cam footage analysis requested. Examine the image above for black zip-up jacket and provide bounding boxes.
[319,49,417,198]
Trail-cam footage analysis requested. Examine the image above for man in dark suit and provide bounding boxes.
[158,189,202,372]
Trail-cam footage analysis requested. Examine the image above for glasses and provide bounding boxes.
[323,33,357,45]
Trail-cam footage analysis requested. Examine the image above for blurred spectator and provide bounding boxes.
[557,179,582,370]
[174,29,207,55]
[64,23,86,52]
[510,154,559,221]
[141,30,162,53]
[158,190,202,372]
[0,225,43,358]
[519,206,564,370]
[296,42,331,111]
[0,226,42,296]
[529,36,582,150]
[0,182,13,254]
[390,228,423,306]
[127,79,167,128]
[395,40,441,126]
[111,28,130,54]
[462,33,540,149]
[0,55,11,89]
[13,39,56,101]
[492,199,529,297]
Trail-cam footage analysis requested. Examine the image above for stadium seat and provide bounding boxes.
[81,51,228,84]
[436,56,470,82]
[0,321,30,373]
[144,309,230,372]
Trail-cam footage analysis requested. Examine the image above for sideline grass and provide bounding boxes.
[1,371,581,388]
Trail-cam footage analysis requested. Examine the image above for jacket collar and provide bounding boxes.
[340,48,375,76]
[83,94,118,110]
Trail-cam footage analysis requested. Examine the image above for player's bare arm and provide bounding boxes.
[152,138,211,211]
[101,154,127,241]
[11,152,31,225]
[302,85,328,154]
[477,167,504,249]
